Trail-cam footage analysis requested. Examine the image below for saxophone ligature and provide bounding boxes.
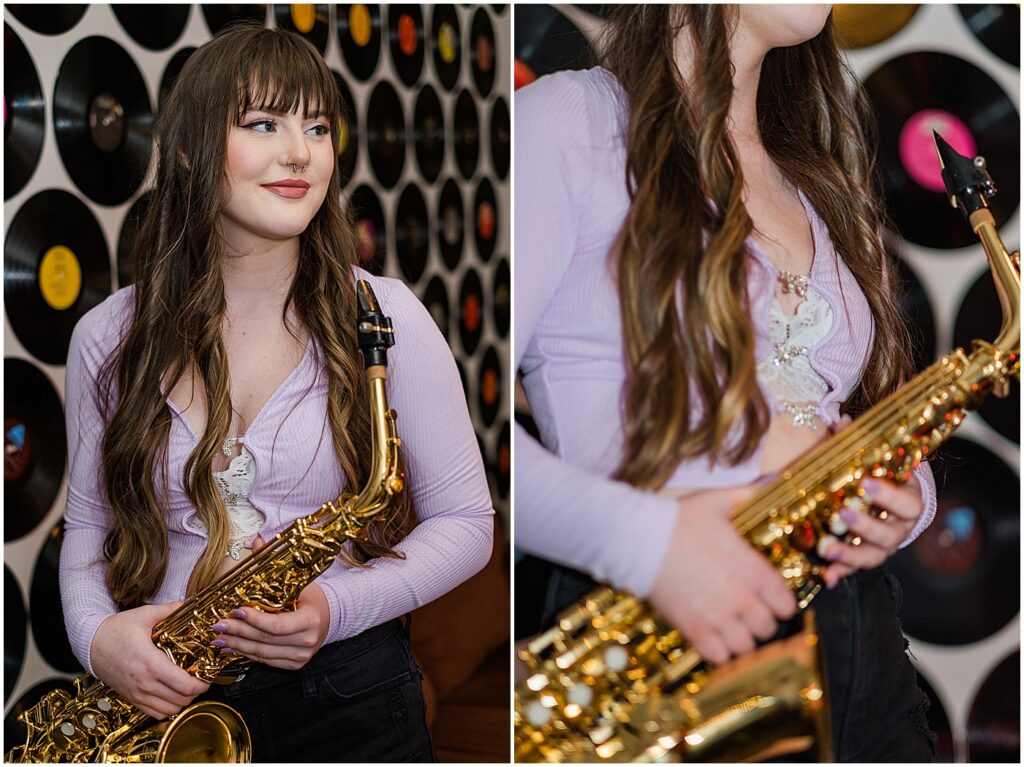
[8,279,404,763]
[514,136,1019,763]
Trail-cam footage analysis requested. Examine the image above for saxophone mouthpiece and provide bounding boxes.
[933,131,997,220]
[356,279,395,369]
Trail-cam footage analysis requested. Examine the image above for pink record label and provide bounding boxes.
[899,109,976,193]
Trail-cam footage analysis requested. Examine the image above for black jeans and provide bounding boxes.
[197,619,436,763]
[536,563,935,762]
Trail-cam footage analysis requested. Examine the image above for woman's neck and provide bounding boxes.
[219,238,299,318]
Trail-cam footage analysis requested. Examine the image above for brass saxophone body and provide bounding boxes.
[515,136,1020,762]
[8,279,404,763]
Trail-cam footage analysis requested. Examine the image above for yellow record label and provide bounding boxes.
[438,22,457,64]
[291,4,316,34]
[337,117,350,155]
[38,245,82,311]
[350,5,372,47]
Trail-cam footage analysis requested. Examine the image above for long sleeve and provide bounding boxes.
[900,461,937,548]
[315,279,494,642]
[513,72,678,598]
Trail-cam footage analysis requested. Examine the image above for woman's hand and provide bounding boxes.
[821,475,923,588]
[91,602,211,720]
[211,583,331,670]
[648,485,798,666]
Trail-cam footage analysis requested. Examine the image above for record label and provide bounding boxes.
[438,22,457,63]
[350,5,373,46]
[423,275,450,341]
[899,109,975,194]
[398,14,418,55]
[292,4,317,34]
[459,268,484,355]
[38,246,82,311]
[431,5,461,91]
[438,178,465,270]
[5,419,31,482]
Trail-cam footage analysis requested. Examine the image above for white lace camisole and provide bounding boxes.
[212,437,266,558]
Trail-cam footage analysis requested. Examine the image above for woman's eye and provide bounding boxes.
[308,124,331,136]
[246,119,276,132]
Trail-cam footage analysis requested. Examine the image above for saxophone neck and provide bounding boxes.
[970,210,1020,363]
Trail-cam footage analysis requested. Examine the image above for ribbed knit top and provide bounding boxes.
[60,269,494,675]
[514,68,935,597]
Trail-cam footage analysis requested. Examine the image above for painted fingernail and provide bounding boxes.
[211,639,227,648]
[828,547,843,561]
[862,478,881,494]
[211,623,228,633]
[839,508,858,525]
[232,609,246,619]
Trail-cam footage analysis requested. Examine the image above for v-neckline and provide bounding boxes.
[749,187,819,280]
[164,338,315,444]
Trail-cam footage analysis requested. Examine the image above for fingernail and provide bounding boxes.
[839,508,858,525]
[232,609,246,619]
[211,639,227,648]
[211,623,228,633]
[828,547,842,561]
[826,578,837,590]
[862,478,880,494]
[219,647,235,655]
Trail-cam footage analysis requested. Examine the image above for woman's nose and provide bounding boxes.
[282,127,312,168]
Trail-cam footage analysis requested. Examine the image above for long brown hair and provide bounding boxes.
[98,23,411,610]
[603,6,912,489]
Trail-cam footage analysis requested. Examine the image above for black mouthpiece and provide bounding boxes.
[933,131,997,220]
[356,279,395,368]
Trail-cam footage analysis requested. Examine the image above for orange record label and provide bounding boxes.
[482,369,498,405]
[290,4,316,34]
[476,201,495,239]
[463,294,480,331]
[438,22,457,64]
[475,35,493,73]
[38,245,82,311]
[337,117,350,155]
[350,5,372,46]
[398,14,418,56]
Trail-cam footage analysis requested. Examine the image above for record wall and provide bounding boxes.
[4,3,510,741]
[514,4,1019,762]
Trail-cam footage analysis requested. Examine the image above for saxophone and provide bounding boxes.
[515,135,1020,762]
[8,279,405,763]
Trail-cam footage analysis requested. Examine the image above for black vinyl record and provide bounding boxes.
[493,256,510,338]
[894,254,937,373]
[473,178,497,262]
[338,4,382,81]
[5,24,45,200]
[431,5,461,92]
[423,274,450,342]
[888,437,1019,645]
[865,52,1019,250]
[914,668,956,762]
[5,678,77,753]
[437,178,465,270]
[332,70,359,188]
[469,8,496,98]
[478,345,502,427]
[495,419,510,499]
[201,4,268,36]
[515,4,592,88]
[954,269,1019,443]
[967,650,1020,762]
[158,47,197,114]
[113,5,189,50]
[53,36,154,206]
[5,358,66,542]
[395,183,429,283]
[455,358,469,400]
[365,81,406,189]
[349,184,386,275]
[388,5,425,87]
[413,85,445,183]
[116,191,153,289]
[453,89,480,180]
[959,4,1019,67]
[5,189,112,365]
[5,567,26,702]
[30,520,83,673]
[490,96,510,180]
[458,268,484,355]
[5,4,86,35]
[273,4,329,53]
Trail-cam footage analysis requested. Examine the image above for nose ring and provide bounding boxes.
[289,162,308,174]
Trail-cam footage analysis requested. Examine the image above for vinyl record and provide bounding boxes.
[5,189,112,365]
[459,268,484,355]
[5,24,45,200]
[395,183,429,283]
[455,358,469,400]
[431,5,461,92]
[366,81,406,189]
[959,4,1019,67]
[473,178,497,262]
[5,678,77,754]
[273,5,329,54]
[413,85,445,183]
[5,4,86,35]
[490,96,510,180]
[423,275,450,341]
[493,256,510,338]
[888,437,1019,645]
[894,254,936,373]
[478,345,502,427]
[158,47,197,114]
[495,419,510,499]
[954,269,1019,443]
[515,4,592,89]
[967,650,1020,762]
[201,4,268,36]
[113,5,189,50]
[348,184,386,275]
[5,358,66,542]
[469,8,496,98]
[832,5,918,49]
[388,5,425,87]
[30,520,83,673]
[53,36,154,206]
[338,4,382,81]
[437,178,465,270]
[332,70,359,188]
[492,5,508,16]
[453,89,480,180]
[5,567,26,702]
[116,191,153,289]
[864,52,1020,250]
[914,667,956,762]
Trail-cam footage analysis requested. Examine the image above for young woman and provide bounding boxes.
[60,24,493,763]
[516,5,936,761]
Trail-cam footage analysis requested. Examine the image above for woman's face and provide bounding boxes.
[220,105,335,249]
[737,4,832,49]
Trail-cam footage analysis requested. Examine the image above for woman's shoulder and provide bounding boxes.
[69,285,135,362]
[516,66,627,148]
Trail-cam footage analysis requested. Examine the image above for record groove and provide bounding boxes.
[5,24,45,199]
[366,81,406,188]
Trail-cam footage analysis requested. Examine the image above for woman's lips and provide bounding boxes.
[262,185,309,199]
